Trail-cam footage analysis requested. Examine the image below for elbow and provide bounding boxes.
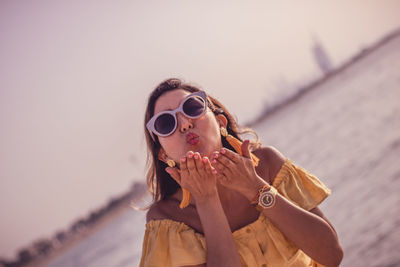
[334,244,344,267]
[325,244,344,267]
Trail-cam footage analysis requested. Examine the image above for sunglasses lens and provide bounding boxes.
[154,113,175,135]
[183,96,205,117]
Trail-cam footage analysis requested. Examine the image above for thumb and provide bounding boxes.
[241,139,251,159]
[166,167,181,184]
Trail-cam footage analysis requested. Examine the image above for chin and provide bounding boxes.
[200,147,217,159]
[184,142,218,159]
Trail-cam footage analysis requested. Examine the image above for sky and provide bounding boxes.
[1,0,399,260]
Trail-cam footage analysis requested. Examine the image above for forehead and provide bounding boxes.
[154,89,192,114]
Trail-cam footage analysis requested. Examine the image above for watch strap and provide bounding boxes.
[250,184,271,205]
[255,186,278,211]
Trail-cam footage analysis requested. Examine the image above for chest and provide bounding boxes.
[167,192,260,235]
[222,196,261,234]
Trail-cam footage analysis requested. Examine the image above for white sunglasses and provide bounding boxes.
[146,91,208,139]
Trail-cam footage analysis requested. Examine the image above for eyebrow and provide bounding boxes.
[159,94,190,112]
[157,103,179,113]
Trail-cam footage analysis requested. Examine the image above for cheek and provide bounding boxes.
[200,112,220,130]
[204,118,221,137]
[200,119,222,147]
[159,135,184,158]
[159,137,175,150]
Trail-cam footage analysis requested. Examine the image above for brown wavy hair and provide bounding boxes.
[140,78,261,210]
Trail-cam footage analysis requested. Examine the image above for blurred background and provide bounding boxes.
[1,1,399,266]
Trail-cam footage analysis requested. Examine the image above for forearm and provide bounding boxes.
[244,180,342,267]
[195,193,242,267]
[266,194,342,266]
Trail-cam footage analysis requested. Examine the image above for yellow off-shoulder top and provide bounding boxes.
[139,158,331,267]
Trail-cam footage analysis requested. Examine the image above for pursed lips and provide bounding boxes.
[186,132,199,145]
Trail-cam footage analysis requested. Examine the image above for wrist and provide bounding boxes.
[194,190,220,206]
[243,177,269,201]
[252,186,278,211]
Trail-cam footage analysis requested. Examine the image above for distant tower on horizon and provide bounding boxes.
[311,34,333,75]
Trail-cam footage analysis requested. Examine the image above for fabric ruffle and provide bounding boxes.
[139,219,206,267]
[273,158,331,211]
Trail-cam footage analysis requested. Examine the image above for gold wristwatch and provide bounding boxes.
[251,185,278,212]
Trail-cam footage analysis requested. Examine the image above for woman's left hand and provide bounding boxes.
[210,140,268,200]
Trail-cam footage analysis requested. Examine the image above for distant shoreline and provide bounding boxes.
[246,27,400,128]
[0,182,147,267]
[27,203,132,267]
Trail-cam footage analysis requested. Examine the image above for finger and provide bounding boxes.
[241,139,251,159]
[219,147,240,164]
[211,152,230,170]
[210,151,220,162]
[180,156,189,177]
[165,167,181,184]
[216,161,233,177]
[186,151,197,175]
[216,172,229,185]
[216,152,236,170]
[212,155,232,177]
[203,156,217,175]
[193,152,206,176]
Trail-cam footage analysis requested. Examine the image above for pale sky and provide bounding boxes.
[1,0,399,259]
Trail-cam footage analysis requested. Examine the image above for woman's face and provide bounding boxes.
[153,89,226,165]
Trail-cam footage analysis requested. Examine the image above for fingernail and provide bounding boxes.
[181,157,186,162]
[212,159,217,164]
[202,157,208,163]
[165,168,170,173]
[194,154,199,159]
[220,148,226,154]
[212,169,217,174]
[188,153,193,158]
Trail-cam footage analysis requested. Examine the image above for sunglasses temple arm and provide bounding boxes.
[148,130,156,143]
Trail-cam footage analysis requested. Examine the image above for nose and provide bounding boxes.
[177,112,193,133]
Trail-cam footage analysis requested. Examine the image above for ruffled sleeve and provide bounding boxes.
[272,158,331,211]
[139,219,206,267]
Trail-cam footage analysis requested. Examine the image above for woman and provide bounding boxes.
[139,78,343,267]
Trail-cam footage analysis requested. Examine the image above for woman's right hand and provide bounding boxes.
[165,151,219,204]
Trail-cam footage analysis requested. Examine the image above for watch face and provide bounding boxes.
[259,191,275,208]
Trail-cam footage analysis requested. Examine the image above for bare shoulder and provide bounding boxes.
[146,196,203,233]
[146,201,170,223]
[146,203,159,223]
[252,145,287,185]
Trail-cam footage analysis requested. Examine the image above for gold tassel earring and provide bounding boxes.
[167,159,176,168]
[166,159,191,208]
[180,190,191,209]
[220,126,260,166]
[165,159,192,209]
[166,158,191,208]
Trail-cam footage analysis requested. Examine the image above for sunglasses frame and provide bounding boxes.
[146,91,208,140]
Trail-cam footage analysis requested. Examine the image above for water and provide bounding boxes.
[253,32,400,267]
[47,210,146,267]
